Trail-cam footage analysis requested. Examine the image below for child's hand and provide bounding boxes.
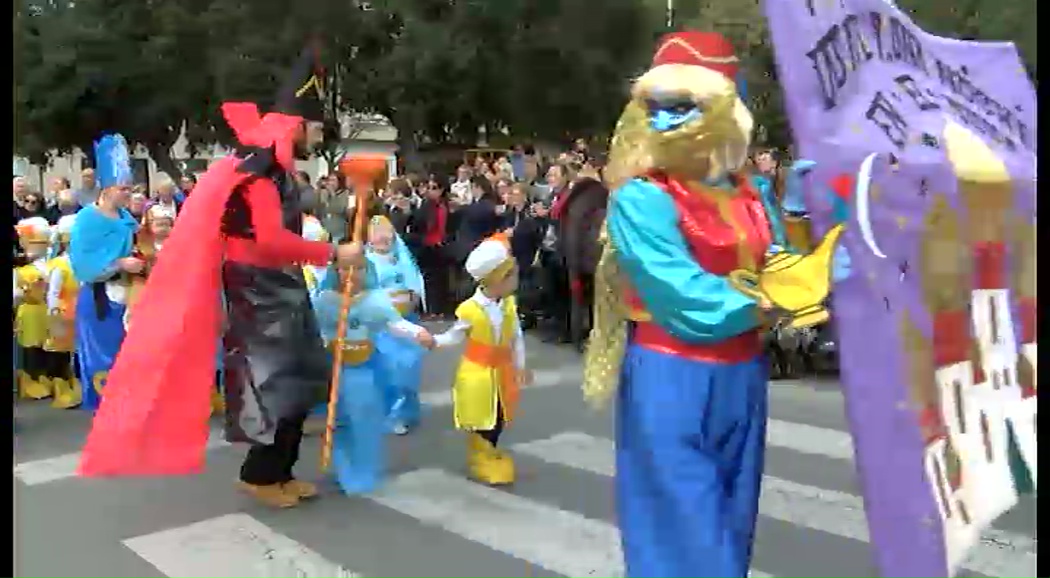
[518,369,533,387]
[416,330,436,349]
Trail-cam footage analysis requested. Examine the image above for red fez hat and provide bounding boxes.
[651,31,739,79]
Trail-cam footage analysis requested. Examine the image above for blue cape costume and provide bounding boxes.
[366,219,427,430]
[69,134,137,411]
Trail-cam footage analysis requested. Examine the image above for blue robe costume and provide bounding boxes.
[311,261,424,495]
[749,173,789,253]
[367,224,427,432]
[606,174,772,578]
[68,135,138,411]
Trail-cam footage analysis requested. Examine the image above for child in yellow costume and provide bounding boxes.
[14,217,55,400]
[433,234,533,485]
[45,214,82,408]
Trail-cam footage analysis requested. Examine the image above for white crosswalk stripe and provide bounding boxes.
[511,431,1037,578]
[367,468,625,578]
[123,513,358,578]
[13,428,231,486]
[12,365,580,487]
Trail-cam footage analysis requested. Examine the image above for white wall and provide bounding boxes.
[14,114,400,192]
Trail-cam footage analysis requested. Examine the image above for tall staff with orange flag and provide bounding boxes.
[76,42,363,511]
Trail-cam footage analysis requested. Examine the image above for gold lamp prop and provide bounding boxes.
[727,224,845,329]
[319,154,390,473]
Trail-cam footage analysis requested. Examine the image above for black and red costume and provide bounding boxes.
[79,46,336,483]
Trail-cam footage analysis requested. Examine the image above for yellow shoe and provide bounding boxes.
[50,378,82,409]
[467,434,515,486]
[18,372,50,400]
[210,392,226,416]
[38,376,54,397]
[282,479,319,500]
[238,482,300,509]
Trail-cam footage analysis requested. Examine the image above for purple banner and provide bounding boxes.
[764,1,1037,577]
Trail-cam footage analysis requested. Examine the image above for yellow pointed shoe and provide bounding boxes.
[210,391,226,416]
[467,434,515,486]
[489,450,516,485]
[50,378,82,409]
[19,372,51,400]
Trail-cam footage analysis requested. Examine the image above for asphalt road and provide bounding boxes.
[13,331,1037,578]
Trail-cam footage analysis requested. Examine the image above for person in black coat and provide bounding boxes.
[502,183,544,327]
[406,177,453,317]
[501,183,542,270]
[448,176,503,302]
[450,176,502,263]
[384,178,413,236]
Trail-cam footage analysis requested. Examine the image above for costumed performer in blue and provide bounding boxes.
[68,134,142,412]
[312,246,435,494]
[584,31,803,577]
[366,214,428,435]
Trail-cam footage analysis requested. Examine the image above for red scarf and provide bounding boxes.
[424,201,447,247]
[550,185,572,220]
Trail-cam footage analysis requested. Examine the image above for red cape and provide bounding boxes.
[78,105,302,477]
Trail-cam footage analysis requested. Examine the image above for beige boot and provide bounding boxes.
[238,482,300,508]
[282,479,319,500]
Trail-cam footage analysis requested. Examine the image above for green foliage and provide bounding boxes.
[15,0,658,174]
[14,0,1033,170]
[894,0,1036,79]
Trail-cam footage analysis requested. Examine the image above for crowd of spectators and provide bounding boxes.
[13,141,793,347]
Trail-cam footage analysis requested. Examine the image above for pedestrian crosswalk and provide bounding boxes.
[14,369,1038,578]
[369,469,625,578]
[123,513,358,578]
[512,432,1035,578]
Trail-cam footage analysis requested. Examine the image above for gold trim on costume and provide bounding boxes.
[296,74,323,99]
[653,37,740,67]
[328,340,374,365]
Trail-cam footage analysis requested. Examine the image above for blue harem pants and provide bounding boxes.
[331,357,386,495]
[616,342,768,578]
[75,285,127,412]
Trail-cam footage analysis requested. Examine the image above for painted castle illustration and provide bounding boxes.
[900,120,1036,575]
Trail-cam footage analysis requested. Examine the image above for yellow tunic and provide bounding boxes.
[44,255,78,353]
[452,296,520,430]
[14,262,49,348]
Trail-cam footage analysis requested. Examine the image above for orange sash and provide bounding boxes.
[463,339,519,421]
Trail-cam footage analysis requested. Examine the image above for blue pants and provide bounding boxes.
[331,361,386,495]
[616,343,768,578]
[74,286,126,411]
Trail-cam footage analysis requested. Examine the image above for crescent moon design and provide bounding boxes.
[855,152,888,259]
